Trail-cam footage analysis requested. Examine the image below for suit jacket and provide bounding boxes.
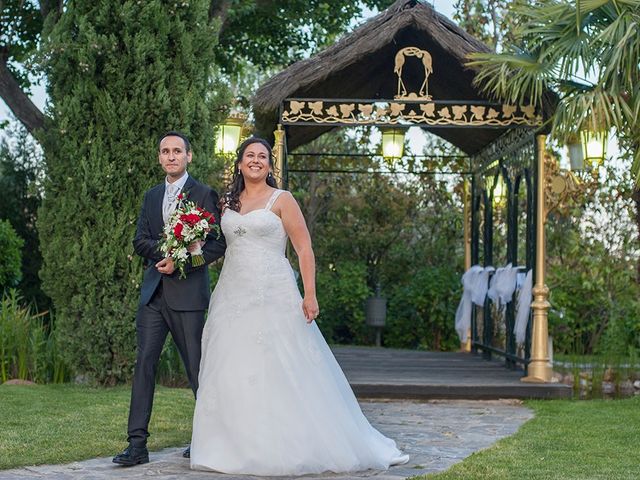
[133,176,226,310]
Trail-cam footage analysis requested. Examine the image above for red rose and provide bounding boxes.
[179,213,201,226]
[174,222,184,240]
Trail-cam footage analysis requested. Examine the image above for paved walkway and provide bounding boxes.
[0,399,533,480]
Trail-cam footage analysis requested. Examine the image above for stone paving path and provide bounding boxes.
[0,399,533,480]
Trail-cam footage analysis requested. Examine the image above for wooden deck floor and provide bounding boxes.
[332,346,571,400]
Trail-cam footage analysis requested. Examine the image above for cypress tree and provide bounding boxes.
[38,0,225,384]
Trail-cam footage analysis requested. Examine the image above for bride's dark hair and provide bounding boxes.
[220,137,278,212]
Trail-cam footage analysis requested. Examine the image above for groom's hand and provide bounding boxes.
[187,240,205,253]
[156,257,176,275]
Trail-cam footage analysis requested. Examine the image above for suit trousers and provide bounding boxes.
[127,282,205,447]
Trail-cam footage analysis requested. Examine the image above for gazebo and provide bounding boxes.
[251,0,557,383]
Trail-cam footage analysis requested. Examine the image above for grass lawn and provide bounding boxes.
[0,384,194,470]
[2,385,639,479]
[414,396,640,480]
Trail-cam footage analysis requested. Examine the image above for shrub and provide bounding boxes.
[547,162,640,357]
[38,1,224,384]
[316,261,370,344]
[0,128,47,308]
[0,220,24,290]
[0,289,69,383]
[384,265,461,350]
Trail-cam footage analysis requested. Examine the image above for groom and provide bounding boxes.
[113,131,226,466]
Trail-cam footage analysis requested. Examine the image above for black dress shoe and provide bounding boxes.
[112,445,149,466]
[183,446,190,458]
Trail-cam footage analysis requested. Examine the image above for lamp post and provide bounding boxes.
[522,134,552,383]
[273,124,286,189]
[365,285,387,347]
[381,128,406,159]
[462,178,472,353]
[214,112,247,155]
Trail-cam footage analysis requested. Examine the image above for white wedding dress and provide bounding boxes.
[190,189,409,476]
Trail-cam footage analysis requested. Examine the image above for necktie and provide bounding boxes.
[163,184,180,223]
[167,184,178,203]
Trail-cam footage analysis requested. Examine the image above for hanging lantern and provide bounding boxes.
[566,135,584,171]
[492,175,507,207]
[566,130,607,171]
[580,130,607,168]
[381,128,405,159]
[214,112,246,155]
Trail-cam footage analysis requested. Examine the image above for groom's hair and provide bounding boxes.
[158,130,192,153]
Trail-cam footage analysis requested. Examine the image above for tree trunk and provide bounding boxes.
[0,60,46,135]
[209,0,232,30]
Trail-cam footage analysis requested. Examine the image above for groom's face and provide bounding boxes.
[159,135,192,180]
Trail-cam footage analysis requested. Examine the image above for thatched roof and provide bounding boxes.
[252,0,550,155]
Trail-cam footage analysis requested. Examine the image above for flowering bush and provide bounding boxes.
[159,193,219,278]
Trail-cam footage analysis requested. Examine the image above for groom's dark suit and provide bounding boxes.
[127,175,226,448]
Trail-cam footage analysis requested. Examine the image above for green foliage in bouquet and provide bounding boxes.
[37,1,226,384]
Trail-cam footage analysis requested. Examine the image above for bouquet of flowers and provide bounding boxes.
[159,193,220,279]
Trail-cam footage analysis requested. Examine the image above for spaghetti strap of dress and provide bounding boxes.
[264,189,284,211]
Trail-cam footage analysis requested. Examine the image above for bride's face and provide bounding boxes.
[239,142,271,183]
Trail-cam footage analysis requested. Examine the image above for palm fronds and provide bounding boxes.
[467,0,640,180]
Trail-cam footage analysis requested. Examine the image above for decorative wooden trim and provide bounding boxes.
[280,98,542,128]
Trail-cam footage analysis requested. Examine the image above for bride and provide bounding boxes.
[190,137,409,476]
